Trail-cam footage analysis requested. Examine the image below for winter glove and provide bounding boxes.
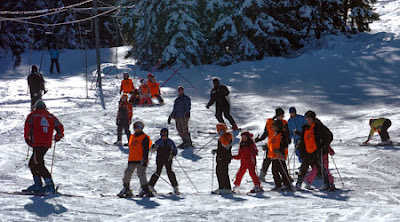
[168,116,172,124]
[184,113,190,119]
[254,137,261,143]
[206,105,210,109]
[168,152,176,161]
[43,89,48,95]
[262,144,268,150]
[150,144,158,153]
[211,149,217,155]
[25,139,33,147]
[54,136,61,142]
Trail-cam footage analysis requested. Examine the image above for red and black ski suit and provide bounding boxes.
[233,141,260,186]
[24,108,64,178]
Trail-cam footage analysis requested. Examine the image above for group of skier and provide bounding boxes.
[23,66,394,196]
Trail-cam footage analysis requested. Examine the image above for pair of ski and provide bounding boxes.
[101,192,180,198]
[0,188,83,198]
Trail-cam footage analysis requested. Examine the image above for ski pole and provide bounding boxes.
[160,64,184,88]
[192,135,218,157]
[50,140,56,175]
[330,154,345,188]
[278,159,293,188]
[211,153,215,193]
[320,148,325,189]
[174,156,199,193]
[147,166,172,187]
[26,146,30,161]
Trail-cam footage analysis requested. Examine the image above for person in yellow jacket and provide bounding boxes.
[363,118,392,145]
[118,121,153,197]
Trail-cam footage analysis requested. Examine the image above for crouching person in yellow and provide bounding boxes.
[118,121,153,197]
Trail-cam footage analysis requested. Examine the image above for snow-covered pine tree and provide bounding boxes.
[347,0,379,32]
[162,0,204,68]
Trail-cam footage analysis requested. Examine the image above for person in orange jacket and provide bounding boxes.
[120,73,135,94]
[115,94,133,145]
[138,79,152,106]
[211,123,233,194]
[268,119,292,191]
[147,75,164,104]
[118,121,153,197]
[23,100,64,193]
[232,131,263,193]
[255,108,289,182]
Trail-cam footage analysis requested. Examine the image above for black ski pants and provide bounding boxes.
[215,106,236,127]
[379,119,391,141]
[216,161,231,190]
[271,159,291,188]
[260,157,272,177]
[149,161,178,187]
[50,58,60,74]
[117,121,131,142]
[30,93,42,111]
[29,147,51,179]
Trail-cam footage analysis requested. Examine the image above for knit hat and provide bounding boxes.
[133,121,145,130]
[34,99,46,110]
[304,110,316,119]
[275,108,284,117]
[289,107,296,114]
[213,78,219,83]
[160,128,168,137]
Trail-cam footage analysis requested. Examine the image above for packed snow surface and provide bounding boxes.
[1,1,400,221]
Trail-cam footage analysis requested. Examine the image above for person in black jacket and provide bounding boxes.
[295,110,333,190]
[148,128,179,195]
[27,65,46,111]
[206,78,238,130]
[212,123,233,194]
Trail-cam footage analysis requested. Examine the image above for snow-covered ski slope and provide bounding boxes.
[1,2,400,221]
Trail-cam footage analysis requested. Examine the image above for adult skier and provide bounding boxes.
[232,131,263,193]
[295,111,334,191]
[287,107,307,163]
[114,94,132,146]
[118,121,153,197]
[211,123,233,194]
[23,100,64,193]
[49,44,60,74]
[168,86,192,148]
[206,78,239,130]
[27,65,46,111]
[268,119,292,191]
[255,108,289,182]
[148,128,179,194]
[363,118,392,145]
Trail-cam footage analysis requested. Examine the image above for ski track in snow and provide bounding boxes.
[1,1,400,221]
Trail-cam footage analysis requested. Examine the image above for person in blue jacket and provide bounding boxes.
[49,44,60,74]
[168,86,192,148]
[287,107,307,162]
[148,128,179,194]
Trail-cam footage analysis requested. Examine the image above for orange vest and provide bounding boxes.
[268,133,286,160]
[304,123,317,154]
[128,134,152,161]
[266,118,287,147]
[219,133,233,146]
[140,85,150,95]
[148,81,160,97]
[121,79,134,93]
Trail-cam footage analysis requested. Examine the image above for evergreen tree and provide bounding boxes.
[348,0,379,32]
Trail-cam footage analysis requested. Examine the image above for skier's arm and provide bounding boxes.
[206,90,215,108]
[366,127,375,142]
[24,115,33,145]
[142,136,150,162]
[257,127,268,142]
[54,117,64,142]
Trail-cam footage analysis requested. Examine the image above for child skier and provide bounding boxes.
[148,128,179,195]
[114,94,132,146]
[363,118,392,145]
[232,131,263,193]
[212,123,233,194]
[120,72,135,94]
[268,119,293,191]
[148,75,164,104]
[118,121,153,197]
[138,79,152,106]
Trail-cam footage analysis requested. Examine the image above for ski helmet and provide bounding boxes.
[160,128,168,137]
[34,99,46,110]
[133,121,145,130]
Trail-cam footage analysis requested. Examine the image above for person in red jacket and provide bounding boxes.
[23,100,64,193]
[232,131,263,193]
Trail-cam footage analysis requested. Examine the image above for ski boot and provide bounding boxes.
[138,185,154,197]
[250,184,263,193]
[172,186,180,195]
[149,185,157,194]
[328,183,336,192]
[41,178,56,193]
[233,185,240,193]
[23,176,42,193]
[114,140,122,145]
[295,176,304,191]
[304,180,312,190]
[118,183,133,198]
